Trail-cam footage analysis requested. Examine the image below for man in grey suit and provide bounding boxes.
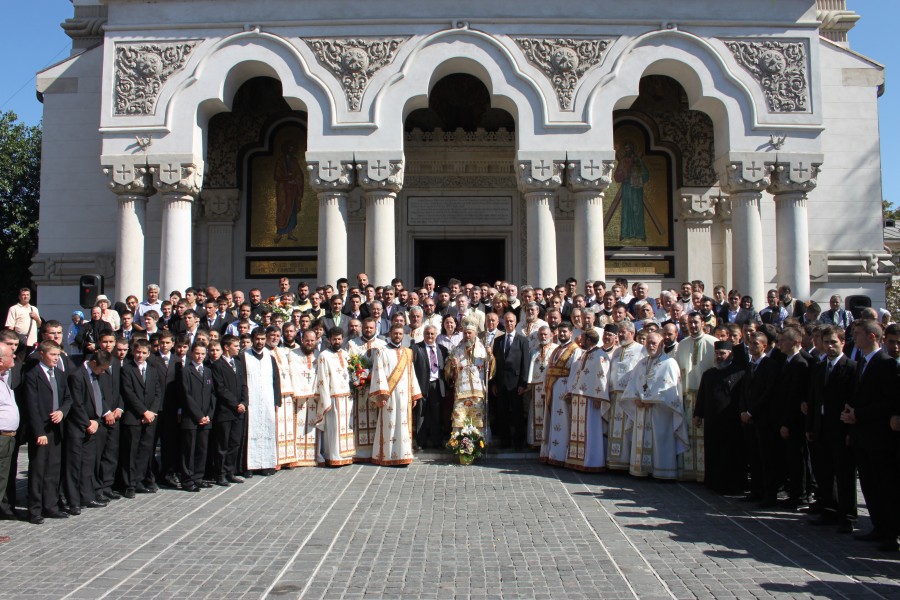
[413,325,449,448]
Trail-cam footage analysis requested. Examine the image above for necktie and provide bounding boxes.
[751,361,759,377]
[140,365,146,383]
[47,368,59,411]
[229,359,237,373]
[198,364,204,378]
[505,334,512,354]
[825,360,833,384]
[91,373,103,417]
[859,358,868,377]
[428,345,438,376]
[57,358,65,373]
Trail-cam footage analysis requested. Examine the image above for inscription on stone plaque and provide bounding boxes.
[407,196,512,227]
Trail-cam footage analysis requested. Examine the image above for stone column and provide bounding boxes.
[155,161,202,294]
[358,159,403,286]
[678,189,716,287]
[201,188,240,290]
[719,160,772,306]
[566,159,613,286]
[518,159,564,289]
[309,160,355,287]
[769,161,819,299]
[713,194,734,290]
[104,164,155,302]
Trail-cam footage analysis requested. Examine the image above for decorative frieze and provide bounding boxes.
[31,253,115,286]
[722,39,810,113]
[114,42,198,116]
[303,37,407,111]
[513,38,611,110]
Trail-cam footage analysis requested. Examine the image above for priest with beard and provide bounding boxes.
[368,325,423,466]
[291,330,319,467]
[563,329,610,472]
[693,341,746,494]
[315,328,354,466]
[539,322,582,466]
[347,318,386,461]
[525,325,557,448]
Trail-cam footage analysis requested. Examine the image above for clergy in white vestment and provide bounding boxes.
[539,323,582,466]
[368,325,423,466]
[244,329,282,472]
[347,318,387,461]
[564,329,610,472]
[604,322,647,471]
[672,312,717,482]
[407,306,426,345]
[517,302,548,352]
[290,330,319,466]
[526,326,557,448]
[315,327,355,466]
[621,331,688,479]
[445,324,494,432]
[267,329,302,468]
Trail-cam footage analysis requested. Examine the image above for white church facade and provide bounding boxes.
[32,0,890,318]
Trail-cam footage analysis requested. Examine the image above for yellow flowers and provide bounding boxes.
[479,440,485,448]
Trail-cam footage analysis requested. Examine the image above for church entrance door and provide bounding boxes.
[414,239,505,286]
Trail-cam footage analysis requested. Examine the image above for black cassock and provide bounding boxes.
[694,362,746,494]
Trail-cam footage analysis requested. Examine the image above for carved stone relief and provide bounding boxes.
[513,37,611,110]
[31,253,116,286]
[303,37,407,111]
[114,42,198,116]
[403,128,517,189]
[722,39,810,113]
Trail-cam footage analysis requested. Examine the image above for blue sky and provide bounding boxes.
[0,1,896,204]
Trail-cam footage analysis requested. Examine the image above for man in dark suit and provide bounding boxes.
[199,299,228,335]
[154,333,188,488]
[24,340,73,524]
[93,332,124,501]
[490,312,531,449]
[211,335,248,485]
[740,330,782,507]
[64,351,112,514]
[776,326,811,509]
[120,338,163,498]
[412,324,448,449]
[806,325,857,532]
[323,295,350,337]
[842,319,900,551]
[179,344,215,492]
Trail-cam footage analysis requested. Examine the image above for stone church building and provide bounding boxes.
[32,0,890,318]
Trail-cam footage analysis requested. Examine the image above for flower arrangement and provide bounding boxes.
[446,423,485,462]
[347,354,371,390]
[256,296,293,324]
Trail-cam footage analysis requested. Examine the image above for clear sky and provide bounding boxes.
[0,1,896,204]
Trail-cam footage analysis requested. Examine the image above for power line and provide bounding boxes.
[0,43,72,113]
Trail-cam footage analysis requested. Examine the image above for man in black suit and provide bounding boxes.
[155,332,188,488]
[776,326,811,509]
[412,324,448,449]
[24,340,73,524]
[841,319,900,551]
[64,350,112,514]
[199,298,228,335]
[120,338,163,498]
[211,335,248,485]
[806,325,857,532]
[179,344,215,492]
[740,330,782,507]
[490,312,531,449]
[323,295,350,337]
[93,332,124,501]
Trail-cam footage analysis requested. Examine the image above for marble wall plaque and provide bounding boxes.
[407,196,512,227]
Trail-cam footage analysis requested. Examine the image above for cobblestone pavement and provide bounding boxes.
[1,451,899,599]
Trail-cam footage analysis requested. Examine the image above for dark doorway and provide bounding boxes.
[414,239,505,286]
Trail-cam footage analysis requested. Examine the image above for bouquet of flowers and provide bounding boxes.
[446,423,485,461]
[347,354,371,390]
[256,296,294,324]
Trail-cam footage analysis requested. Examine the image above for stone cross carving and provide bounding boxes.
[114,42,197,115]
[513,37,611,110]
[303,37,408,111]
[723,39,810,113]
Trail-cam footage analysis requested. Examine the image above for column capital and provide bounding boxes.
[717,159,773,195]
[768,161,821,196]
[200,188,241,223]
[565,159,614,194]
[357,158,404,193]
[678,188,718,220]
[712,193,732,221]
[307,159,356,193]
[517,159,564,193]
[103,163,155,197]
[153,160,203,197]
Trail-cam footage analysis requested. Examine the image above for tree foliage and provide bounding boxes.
[884,199,900,222]
[0,111,41,314]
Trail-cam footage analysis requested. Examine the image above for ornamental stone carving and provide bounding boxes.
[154,162,203,196]
[723,39,810,113]
[201,189,241,222]
[718,160,773,195]
[357,160,404,193]
[114,42,197,116]
[517,160,564,193]
[513,38,611,110]
[303,37,407,111]
[565,159,614,193]
[678,192,717,220]
[103,163,156,196]
[307,160,355,192]
[31,253,116,286]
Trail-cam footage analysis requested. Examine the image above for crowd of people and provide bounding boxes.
[1,275,898,552]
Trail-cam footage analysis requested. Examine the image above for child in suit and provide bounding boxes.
[179,343,215,491]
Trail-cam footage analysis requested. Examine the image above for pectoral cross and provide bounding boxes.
[642,383,649,393]
[539,366,545,373]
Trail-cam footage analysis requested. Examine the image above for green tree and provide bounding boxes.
[0,111,41,316]
[884,199,900,222]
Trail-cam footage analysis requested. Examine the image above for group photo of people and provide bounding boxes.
[1,274,898,553]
